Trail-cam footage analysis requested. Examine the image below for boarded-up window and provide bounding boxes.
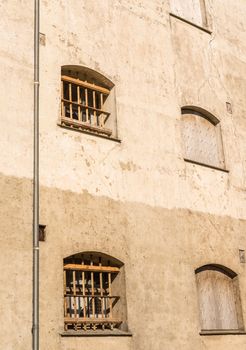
[181,107,225,169]
[170,0,207,27]
[195,265,244,331]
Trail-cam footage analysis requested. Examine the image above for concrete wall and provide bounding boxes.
[1,0,246,349]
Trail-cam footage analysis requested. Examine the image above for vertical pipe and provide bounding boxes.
[33,0,40,350]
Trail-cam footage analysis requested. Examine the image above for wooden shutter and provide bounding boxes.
[181,113,225,168]
[196,269,239,330]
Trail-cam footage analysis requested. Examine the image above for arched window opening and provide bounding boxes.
[63,252,127,332]
[195,264,244,331]
[60,66,117,138]
[181,106,225,169]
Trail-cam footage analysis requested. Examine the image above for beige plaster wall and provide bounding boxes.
[1,175,246,350]
[1,0,246,349]
[0,175,32,350]
[1,1,246,217]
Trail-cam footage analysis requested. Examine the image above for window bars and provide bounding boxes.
[61,75,112,136]
[64,256,121,331]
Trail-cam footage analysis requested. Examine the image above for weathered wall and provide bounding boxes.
[1,0,246,217]
[1,0,246,349]
[1,175,246,350]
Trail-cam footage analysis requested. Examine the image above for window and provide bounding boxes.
[60,66,117,138]
[170,0,207,28]
[195,265,244,332]
[63,252,127,332]
[181,106,225,170]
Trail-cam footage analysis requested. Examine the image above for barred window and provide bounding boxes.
[63,252,127,332]
[60,66,117,139]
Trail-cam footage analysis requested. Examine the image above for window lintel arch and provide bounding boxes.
[195,264,237,279]
[181,106,220,125]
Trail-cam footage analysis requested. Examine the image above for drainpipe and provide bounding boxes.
[33,0,40,349]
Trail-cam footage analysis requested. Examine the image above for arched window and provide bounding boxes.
[181,106,225,169]
[60,66,118,139]
[195,265,244,332]
[63,252,127,332]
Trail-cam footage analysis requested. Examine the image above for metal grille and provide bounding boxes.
[64,256,121,331]
[61,76,112,136]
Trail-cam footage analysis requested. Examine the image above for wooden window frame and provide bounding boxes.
[64,255,122,332]
[61,75,112,137]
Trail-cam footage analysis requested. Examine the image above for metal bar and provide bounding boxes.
[91,258,95,318]
[82,258,86,318]
[61,81,65,117]
[99,258,104,318]
[64,263,119,273]
[69,83,72,118]
[61,98,110,115]
[63,294,118,298]
[73,271,77,318]
[92,90,97,125]
[85,88,89,122]
[33,0,40,349]
[61,75,110,94]
[64,270,67,317]
[100,93,104,127]
[108,272,113,318]
[77,86,81,121]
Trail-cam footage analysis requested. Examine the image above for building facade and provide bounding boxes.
[1,1,246,349]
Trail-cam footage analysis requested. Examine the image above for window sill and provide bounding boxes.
[58,121,121,143]
[184,158,229,173]
[200,330,246,336]
[169,13,212,34]
[60,330,132,337]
